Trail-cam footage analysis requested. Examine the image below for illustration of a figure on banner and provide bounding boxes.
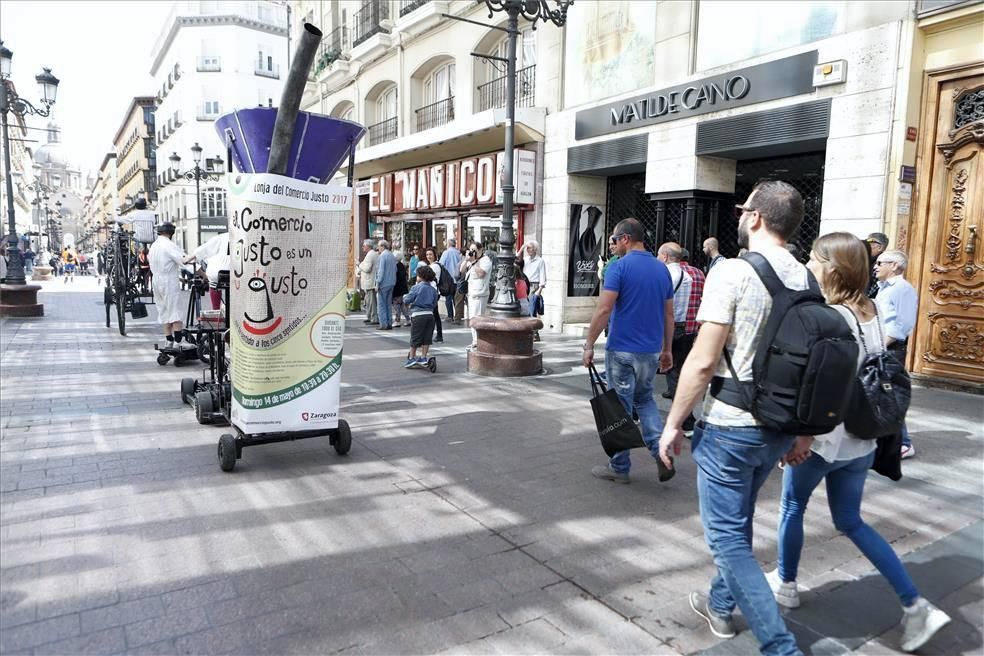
[567,204,604,297]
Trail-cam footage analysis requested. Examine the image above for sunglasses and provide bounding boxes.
[609,233,627,245]
[734,204,757,219]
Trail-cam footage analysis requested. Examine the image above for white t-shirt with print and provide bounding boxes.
[697,245,809,427]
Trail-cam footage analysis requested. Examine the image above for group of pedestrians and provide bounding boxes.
[357,236,548,365]
[581,181,947,655]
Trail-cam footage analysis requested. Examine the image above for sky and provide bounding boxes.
[1,0,176,181]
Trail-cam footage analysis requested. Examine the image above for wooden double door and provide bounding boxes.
[909,64,984,384]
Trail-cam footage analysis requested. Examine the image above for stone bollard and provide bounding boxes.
[467,315,543,377]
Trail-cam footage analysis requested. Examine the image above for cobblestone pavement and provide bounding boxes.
[1,279,982,655]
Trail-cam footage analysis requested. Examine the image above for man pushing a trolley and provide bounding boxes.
[148,222,190,351]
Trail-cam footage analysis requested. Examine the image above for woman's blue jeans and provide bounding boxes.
[777,450,919,606]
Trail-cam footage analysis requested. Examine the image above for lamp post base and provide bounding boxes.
[0,284,44,317]
[466,315,543,377]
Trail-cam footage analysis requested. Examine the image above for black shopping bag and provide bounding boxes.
[588,364,645,458]
[870,430,903,481]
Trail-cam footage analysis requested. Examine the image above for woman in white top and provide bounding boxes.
[768,233,950,653]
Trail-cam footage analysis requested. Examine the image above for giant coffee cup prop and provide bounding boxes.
[218,23,366,434]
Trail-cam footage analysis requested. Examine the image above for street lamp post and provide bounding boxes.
[0,41,59,287]
[483,0,572,318]
[169,143,222,249]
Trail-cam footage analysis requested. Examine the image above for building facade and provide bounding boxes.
[294,0,561,282]
[94,153,119,237]
[149,0,288,251]
[113,97,158,217]
[292,0,981,385]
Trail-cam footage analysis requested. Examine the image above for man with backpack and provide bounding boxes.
[658,181,857,655]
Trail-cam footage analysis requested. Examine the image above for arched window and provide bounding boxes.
[423,61,455,105]
[376,85,398,123]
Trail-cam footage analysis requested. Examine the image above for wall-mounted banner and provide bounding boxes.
[227,172,352,434]
[568,204,604,297]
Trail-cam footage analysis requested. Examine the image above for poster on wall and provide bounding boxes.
[227,173,352,434]
[563,1,656,108]
[568,204,605,297]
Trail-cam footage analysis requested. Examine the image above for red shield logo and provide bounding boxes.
[301,412,310,421]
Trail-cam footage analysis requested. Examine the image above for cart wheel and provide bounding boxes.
[218,434,237,472]
[333,419,352,456]
[157,352,170,366]
[428,358,437,373]
[180,378,196,404]
[195,390,214,425]
[116,295,126,336]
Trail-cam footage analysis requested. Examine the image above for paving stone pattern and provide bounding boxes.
[1,279,982,655]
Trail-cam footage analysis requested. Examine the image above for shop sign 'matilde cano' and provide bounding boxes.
[575,50,819,140]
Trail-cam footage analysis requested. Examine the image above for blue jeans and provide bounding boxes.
[778,450,918,606]
[444,293,454,321]
[605,350,664,474]
[692,422,801,656]
[901,422,911,448]
[377,286,394,328]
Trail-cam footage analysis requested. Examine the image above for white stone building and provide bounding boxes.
[291,1,982,387]
[149,0,289,251]
[292,0,562,279]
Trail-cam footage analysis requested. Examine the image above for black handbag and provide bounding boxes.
[843,308,911,440]
[588,364,645,457]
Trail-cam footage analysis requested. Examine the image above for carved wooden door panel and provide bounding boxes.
[912,73,984,383]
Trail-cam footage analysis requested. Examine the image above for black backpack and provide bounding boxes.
[710,253,859,436]
[841,307,911,439]
[436,263,454,297]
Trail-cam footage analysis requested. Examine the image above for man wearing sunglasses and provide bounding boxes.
[658,181,807,655]
[582,218,675,485]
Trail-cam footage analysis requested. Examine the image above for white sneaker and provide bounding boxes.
[901,444,916,459]
[901,598,950,652]
[765,569,800,608]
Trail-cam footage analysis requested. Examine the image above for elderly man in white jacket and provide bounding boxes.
[148,223,189,349]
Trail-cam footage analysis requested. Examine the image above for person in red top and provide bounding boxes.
[680,248,706,336]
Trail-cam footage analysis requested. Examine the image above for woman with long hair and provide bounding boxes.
[767,232,950,653]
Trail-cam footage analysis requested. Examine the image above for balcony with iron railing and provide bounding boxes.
[367,116,398,146]
[255,62,280,79]
[400,0,432,16]
[477,65,536,112]
[315,26,350,75]
[415,96,455,132]
[353,0,391,48]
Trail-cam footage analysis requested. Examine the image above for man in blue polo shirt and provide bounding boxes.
[582,217,675,483]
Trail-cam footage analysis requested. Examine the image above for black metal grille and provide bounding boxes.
[368,117,398,146]
[606,175,686,254]
[315,27,349,75]
[477,65,536,112]
[400,0,431,17]
[353,0,390,48]
[606,152,826,266]
[733,152,825,263]
[415,97,454,132]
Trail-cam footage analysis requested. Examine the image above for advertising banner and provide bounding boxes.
[227,172,352,434]
[567,203,604,297]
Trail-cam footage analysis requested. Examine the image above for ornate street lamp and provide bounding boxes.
[484,0,572,318]
[169,143,223,247]
[0,40,59,301]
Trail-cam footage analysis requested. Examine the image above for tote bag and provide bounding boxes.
[588,364,645,457]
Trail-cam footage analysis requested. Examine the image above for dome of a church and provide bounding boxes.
[33,121,70,169]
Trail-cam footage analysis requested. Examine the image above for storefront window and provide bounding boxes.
[696,1,846,71]
[462,215,520,254]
